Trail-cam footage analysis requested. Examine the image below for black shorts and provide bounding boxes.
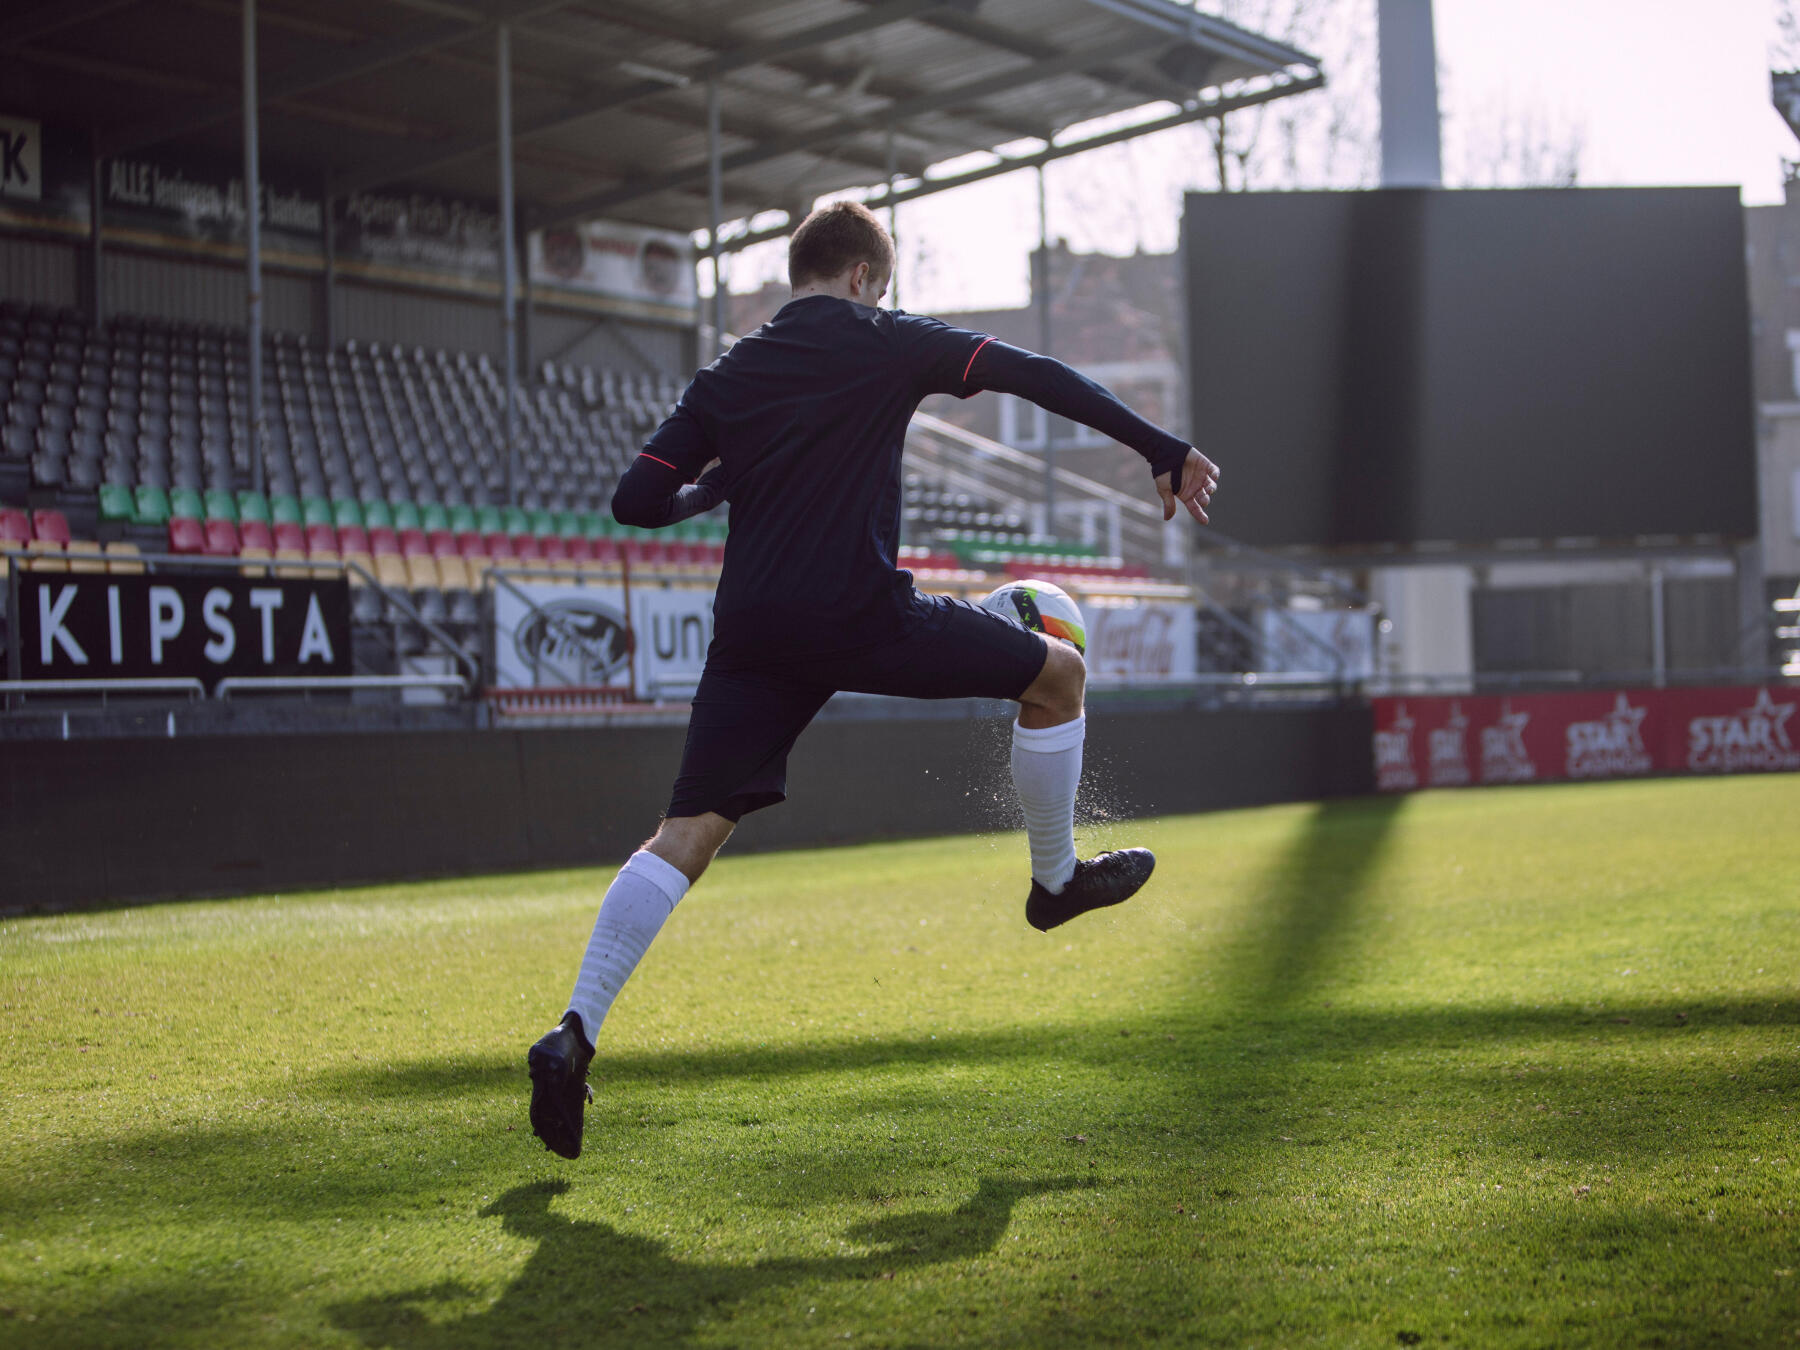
[667,593,1047,821]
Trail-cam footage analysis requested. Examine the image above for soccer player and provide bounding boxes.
[529,202,1217,1158]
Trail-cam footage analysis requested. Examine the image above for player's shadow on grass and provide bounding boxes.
[1224,793,1406,1009]
[328,1174,1080,1349]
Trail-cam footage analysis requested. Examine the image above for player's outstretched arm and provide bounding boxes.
[965,340,1218,521]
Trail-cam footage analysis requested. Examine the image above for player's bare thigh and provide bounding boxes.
[1017,636,1085,730]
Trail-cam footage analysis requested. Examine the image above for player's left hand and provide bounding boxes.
[1155,447,1219,523]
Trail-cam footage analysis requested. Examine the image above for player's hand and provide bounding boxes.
[1155,447,1219,523]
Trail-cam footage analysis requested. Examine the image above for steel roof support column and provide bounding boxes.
[1036,164,1056,538]
[498,23,520,509]
[885,123,899,310]
[87,133,104,328]
[242,0,265,500]
[707,77,724,359]
[321,173,336,350]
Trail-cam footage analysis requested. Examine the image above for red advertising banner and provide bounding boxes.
[1371,686,1800,792]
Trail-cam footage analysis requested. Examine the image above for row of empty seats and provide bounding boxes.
[0,302,680,517]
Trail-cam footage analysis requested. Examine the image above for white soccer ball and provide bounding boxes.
[980,578,1086,654]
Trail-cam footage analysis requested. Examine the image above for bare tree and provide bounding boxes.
[1443,93,1585,188]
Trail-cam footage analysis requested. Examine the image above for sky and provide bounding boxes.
[712,0,1796,315]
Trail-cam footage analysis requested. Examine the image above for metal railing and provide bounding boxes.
[214,674,469,699]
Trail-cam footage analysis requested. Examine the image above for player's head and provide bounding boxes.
[788,201,894,305]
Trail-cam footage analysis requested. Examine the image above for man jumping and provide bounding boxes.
[529,202,1217,1159]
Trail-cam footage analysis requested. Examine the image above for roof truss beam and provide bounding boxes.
[538,32,1160,229]
[716,69,1327,255]
[0,0,139,55]
[334,0,957,195]
[100,0,576,157]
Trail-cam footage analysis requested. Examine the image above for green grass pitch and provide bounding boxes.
[2,775,1797,1348]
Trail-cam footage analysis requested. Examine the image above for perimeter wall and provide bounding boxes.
[1,703,1373,912]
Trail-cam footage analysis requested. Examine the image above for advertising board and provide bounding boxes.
[12,573,350,688]
[1371,687,1800,791]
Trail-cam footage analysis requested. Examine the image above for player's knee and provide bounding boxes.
[1024,638,1085,722]
[646,812,735,883]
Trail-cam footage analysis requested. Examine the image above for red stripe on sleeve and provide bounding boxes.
[638,452,681,472]
[962,336,996,385]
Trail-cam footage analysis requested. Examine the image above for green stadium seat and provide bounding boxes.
[449,504,478,534]
[302,497,334,527]
[169,486,204,521]
[203,489,238,522]
[420,502,449,533]
[237,491,271,524]
[528,508,556,537]
[332,499,364,528]
[476,505,504,534]
[99,483,135,523]
[270,494,303,525]
[580,512,607,538]
[360,499,393,530]
[391,500,422,531]
[501,505,530,536]
[555,511,582,538]
[133,485,171,525]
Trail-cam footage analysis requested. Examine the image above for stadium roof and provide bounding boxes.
[5,0,1321,240]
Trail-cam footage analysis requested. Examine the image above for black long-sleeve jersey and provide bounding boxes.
[612,294,1188,666]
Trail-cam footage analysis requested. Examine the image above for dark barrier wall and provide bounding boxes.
[1,704,1372,912]
[1182,187,1756,548]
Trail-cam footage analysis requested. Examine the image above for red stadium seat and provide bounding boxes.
[396,527,428,556]
[586,538,619,564]
[239,519,274,552]
[510,533,543,560]
[272,521,306,553]
[456,530,486,559]
[0,508,30,545]
[337,524,370,556]
[31,509,71,545]
[304,522,339,556]
[563,536,592,562]
[168,517,206,555]
[538,535,568,561]
[203,519,240,557]
[484,532,515,559]
[368,526,401,556]
[426,528,458,559]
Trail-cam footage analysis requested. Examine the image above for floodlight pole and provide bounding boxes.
[242,0,265,499]
[707,78,725,359]
[1377,0,1443,187]
[498,22,519,508]
[1036,165,1056,537]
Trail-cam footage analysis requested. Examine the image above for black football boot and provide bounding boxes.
[527,1012,595,1160]
[1024,848,1156,932]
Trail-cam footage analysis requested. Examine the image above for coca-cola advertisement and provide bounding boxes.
[1372,686,1800,791]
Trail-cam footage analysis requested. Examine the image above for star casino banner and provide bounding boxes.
[12,573,349,690]
[1371,686,1800,792]
[491,580,712,700]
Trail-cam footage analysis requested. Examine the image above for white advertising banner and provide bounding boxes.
[1258,608,1376,679]
[1082,599,1196,684]
[492,581,712,698]
[528,220,697,310]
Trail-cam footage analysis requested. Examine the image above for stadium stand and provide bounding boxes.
[0,301,1123,625]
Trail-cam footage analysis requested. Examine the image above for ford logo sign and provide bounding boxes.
[512,595,632,685]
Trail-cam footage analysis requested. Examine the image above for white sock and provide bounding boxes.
[566,849,689,1048]
[1011,715,1084,893]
